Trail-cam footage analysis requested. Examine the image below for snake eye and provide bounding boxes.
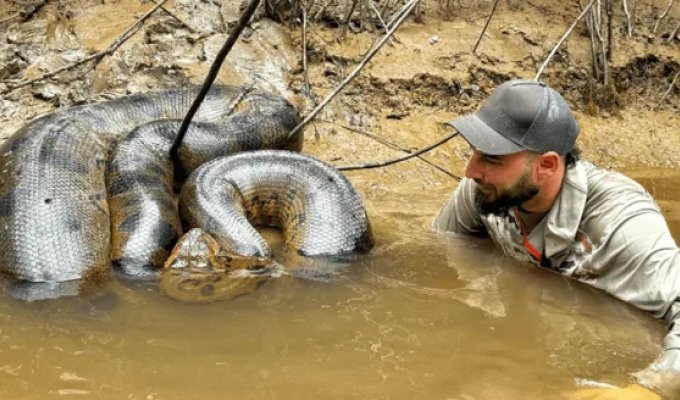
[246,265,269,275]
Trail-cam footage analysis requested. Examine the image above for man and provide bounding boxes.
[433,79,679,399]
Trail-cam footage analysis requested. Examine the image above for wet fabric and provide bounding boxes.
[433,160,680,398]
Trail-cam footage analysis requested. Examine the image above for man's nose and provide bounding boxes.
[465,151,484,180]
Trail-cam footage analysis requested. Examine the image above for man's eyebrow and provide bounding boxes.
[476,149,501,160]
[468,145,502,160]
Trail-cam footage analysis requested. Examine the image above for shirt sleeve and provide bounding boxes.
[579,210,680,397]
[634,301,680,398]
[432,178,486,235]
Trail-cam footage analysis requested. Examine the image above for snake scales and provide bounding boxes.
[0,85,373,300]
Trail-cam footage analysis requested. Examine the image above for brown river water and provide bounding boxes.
[0,169,676,400]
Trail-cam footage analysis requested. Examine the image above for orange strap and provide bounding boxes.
[513,208,542,262]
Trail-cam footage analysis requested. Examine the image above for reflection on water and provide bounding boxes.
[1,169,677,399]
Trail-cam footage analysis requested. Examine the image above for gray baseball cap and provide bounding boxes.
[449,80,579,155]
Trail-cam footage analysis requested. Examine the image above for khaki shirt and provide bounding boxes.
[434,161,680,398]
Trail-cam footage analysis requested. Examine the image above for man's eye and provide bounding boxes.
[482,155,501,164]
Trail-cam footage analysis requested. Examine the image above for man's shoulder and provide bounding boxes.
[580,161,651,202]
[578,161,660,234]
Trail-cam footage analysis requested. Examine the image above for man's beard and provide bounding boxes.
[474,172,540,216]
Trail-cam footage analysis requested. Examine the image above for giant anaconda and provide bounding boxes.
[0,85,373,301]
[161,151,374,302]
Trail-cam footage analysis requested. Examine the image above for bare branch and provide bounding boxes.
[301,5,313,99]
[579,0,600,80]
[0,13,19,25]
[368,1,400,45]
[591,2,609,84]
[149,0,197,32]
[606,0,612,61]
[170,0,261,181]
[472,0,501,54]
[535,0,596,81]
[341,0,359,40]
[318,119,461,180]
[668,21,680,43]
[286,0,421,140]
[657,70,680,109]
[338,131,459,172]
[622,0,633,36]
[1,0,169,95]
[653,0,675,34]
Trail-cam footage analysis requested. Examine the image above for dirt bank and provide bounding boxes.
[0,0,678,199]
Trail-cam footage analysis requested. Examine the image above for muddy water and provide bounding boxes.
[0,170,676,399]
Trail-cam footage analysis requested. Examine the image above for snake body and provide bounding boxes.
[0,86,302,287]
[180,150,374,259]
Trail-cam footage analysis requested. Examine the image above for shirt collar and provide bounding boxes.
[540,161,588,259]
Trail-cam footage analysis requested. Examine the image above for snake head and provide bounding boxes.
[160,228,282,303]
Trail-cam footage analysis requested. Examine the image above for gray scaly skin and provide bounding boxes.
[107,97,301,280]
[0,85,300,289]
[180,150,374,259]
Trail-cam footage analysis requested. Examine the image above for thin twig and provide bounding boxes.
[286,0,421,140]
[668,21,680,43]
[653,0,676,34]
[1,0,169,95]
[318,118,461,179]
[579,0,600,80]
[472,0,501,54]
[368,1,399,45]
[149,0,197,32]
[535,0,596,81]
[380,0,394,22]
[591,2,608,84]
[312,0,332,21]
[170,0,261,183]
[302,5,313,99]
[606,0,612,61]
[657,70,680,109]
[338,132,459,171]
[622,0,633,36]
[386,0,413,28]
[0,13,19,25]
[341,0,358,40]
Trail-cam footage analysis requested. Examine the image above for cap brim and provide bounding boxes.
[448,115,524,155]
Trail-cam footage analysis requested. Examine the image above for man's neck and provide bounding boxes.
[521,168,567,214]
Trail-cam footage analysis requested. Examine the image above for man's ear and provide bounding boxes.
[534,151,561,183]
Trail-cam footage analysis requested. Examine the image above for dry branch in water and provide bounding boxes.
[1,0,170,95]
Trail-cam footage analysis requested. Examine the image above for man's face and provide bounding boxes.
[464,149,539,215]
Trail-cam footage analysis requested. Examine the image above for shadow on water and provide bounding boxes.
[0,169,677,399]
